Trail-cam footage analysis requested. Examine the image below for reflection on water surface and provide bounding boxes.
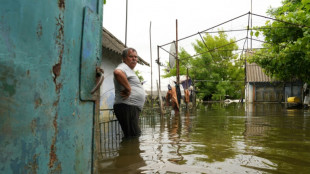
[99,103,310,173]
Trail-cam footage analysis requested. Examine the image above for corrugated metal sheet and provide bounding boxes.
[102,28,150,66]
[102,28,125,55]
[246,62,276,82]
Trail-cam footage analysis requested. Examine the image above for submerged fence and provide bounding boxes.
[98,107,162,159]
[99,109,123,159]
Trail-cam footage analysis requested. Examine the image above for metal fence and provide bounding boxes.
[98,107,161,159]
[99,109,123,159]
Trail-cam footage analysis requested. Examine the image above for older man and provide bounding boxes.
[113,48,145,138]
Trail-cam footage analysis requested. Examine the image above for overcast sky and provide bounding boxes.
[102,0,282,91]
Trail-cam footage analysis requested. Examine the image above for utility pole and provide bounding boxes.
[125,0,128,47]
[157,46,161,92]
[186,67,189,109]
[250,0,253,50]
[157,46,164,115]
[176,19,181,109]
[176,19,180,84]
[150,21,153,108]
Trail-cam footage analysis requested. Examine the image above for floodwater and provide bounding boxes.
[99,103,310,174]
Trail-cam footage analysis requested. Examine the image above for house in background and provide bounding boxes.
[245,62,303,103]
[100,28,149,118]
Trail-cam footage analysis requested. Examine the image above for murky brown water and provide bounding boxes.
[99,103,310,173]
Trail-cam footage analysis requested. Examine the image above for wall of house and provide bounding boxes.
[284,82,303,102]
[255,85,283,102]
[245,83,254,103]
[246,82,303,103]
[99,48,122,120]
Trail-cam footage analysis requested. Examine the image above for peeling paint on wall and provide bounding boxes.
[58,0,65,9]
[53,14,65,94]
[0,0,103,173]
[36,22,42,39]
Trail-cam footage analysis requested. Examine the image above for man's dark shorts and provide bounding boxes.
[113,103,141,138]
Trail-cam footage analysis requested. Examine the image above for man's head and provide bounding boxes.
[122,48,138,69]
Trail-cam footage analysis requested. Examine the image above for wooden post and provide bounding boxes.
[158,46,161,92]
[175,20,181,110]
[186,68,189,109]
[125,0,128,47]
[150,21,153,108]
[176,19,179,84]
[193,81,196,108]
[157,80,165,116]
[157,46,164,115]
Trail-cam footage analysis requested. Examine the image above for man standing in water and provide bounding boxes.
[113,48,145,138]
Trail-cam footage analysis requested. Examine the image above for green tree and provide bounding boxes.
[250,0,310,83]
[135,70,144,82]
[163,32,244,100]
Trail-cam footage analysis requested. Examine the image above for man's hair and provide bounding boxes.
[122,47,137,58]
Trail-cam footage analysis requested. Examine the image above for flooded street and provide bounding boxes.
[99,103,310,173]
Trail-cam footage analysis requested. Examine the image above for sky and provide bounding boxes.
[102,0,283,91]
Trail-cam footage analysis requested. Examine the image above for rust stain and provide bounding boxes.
[53,97,60,107]
[55,15,64,42]
[52,63,61,83]
[49,94,61,171]
[49,143,57,168]
[58,0,65,10]
[36,22,43,39]
[53,101,58,107]
[48,113,57,168]
[30,119,37,135]
[25,154,39,174]
[48,10,65,173]
[52,113,58,129]
[55,83,63,93]
[34,97,42,109]
[31,154,39,174]
[48,112,62,172]
[53,14,64,93]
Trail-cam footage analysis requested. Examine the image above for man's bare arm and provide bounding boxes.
[114,69,131,99]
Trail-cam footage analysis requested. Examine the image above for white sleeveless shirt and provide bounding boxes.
[113,63,145,110]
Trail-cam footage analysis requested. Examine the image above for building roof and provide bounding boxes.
[246,62,277,82]
[102,27,150,66]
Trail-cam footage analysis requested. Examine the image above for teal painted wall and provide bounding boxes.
[0,0,103,173]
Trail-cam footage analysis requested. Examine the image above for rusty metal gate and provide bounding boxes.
[0,0,103,173]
